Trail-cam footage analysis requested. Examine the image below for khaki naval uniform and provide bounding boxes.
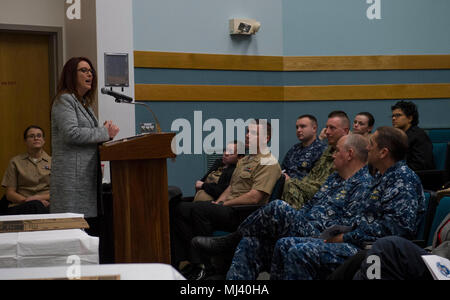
[170,151,281,267]
[194,167,224,202]
[1,151,51,207]
[228,152,281,204]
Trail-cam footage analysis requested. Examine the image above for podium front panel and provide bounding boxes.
[111,159,170,264]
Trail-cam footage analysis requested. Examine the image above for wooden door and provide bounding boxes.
[0,32,52,194]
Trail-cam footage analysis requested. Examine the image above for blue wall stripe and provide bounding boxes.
[135,68,450,86]
[135,99,450,194]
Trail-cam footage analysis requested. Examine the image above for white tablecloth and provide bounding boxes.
[0,213,84,222]
[0,264,185,280]
[0,229,99,268]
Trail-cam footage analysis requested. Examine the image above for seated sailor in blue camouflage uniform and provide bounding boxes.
[269,126,426,280]
[192,134,373,279]
[281,115,326,180]
[281,111,350,210]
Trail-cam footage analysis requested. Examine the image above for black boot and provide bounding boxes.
[191,231,242,256]
[180,263,209,280]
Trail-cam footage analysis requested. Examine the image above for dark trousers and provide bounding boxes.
[1,200,49,215]
[327,250,368,280]
[353,236,433,280]
[330,237,433,280]
[85,215,116,264]
[170,200,245,269]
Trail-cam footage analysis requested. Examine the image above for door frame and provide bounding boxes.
[0,24,63,196]
[0,24,63,99]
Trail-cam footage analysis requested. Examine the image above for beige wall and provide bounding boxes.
[1,0,136,165]
[64,0,97,65]
[0,0,97,69]
[64,0,98,113]
[0,0,65,27]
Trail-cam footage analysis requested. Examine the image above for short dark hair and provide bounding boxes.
[298,114,318,127]
[328,110,350,129]
[391,100,419,126]
[356,112,375,127]
[23,125,44,140]
[374,126,408,162]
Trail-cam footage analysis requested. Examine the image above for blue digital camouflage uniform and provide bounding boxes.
[270,237,360,280]
[281,139,327,180]
[270,160,426,280]
[226,166,373,280]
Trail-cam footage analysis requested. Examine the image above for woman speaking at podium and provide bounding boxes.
[50,57,119,234]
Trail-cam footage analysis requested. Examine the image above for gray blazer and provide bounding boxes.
[50,93,110,217]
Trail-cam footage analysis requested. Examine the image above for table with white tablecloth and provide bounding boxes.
[0,264,185,280]
[0,214,98,268]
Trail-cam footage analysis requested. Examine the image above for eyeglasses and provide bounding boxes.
[78,67,95,74]
[26,134,43,139]
[391,113,405,119]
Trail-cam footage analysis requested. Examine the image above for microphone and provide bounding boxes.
[101,87,162,133]
[101,88,133,103]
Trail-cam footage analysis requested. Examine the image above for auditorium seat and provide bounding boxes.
[427,196,450,246]
[414,190,438,247]
[417,128,450,191]
[427,129,450,144]
[432,142,450,171]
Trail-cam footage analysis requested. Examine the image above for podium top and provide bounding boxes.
[99,132,176,161]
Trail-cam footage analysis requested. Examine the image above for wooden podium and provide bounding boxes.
[99,133,176,264]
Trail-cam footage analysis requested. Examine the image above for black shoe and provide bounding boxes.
[180,263,208,280]
[191,231,242,256]
[186,266,208,280]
